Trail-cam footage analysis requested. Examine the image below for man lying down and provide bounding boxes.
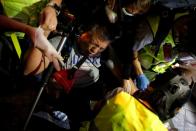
[80,63,196,131]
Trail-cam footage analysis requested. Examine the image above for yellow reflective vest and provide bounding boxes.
[80,91,168,131]
[0,0,48,59]
[139,12,189,74]
[1,0,48,26]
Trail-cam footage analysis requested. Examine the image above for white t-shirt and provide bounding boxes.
[133,19,153,51]
[65,44,101,88]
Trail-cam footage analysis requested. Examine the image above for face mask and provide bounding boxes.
[122,7,134,16]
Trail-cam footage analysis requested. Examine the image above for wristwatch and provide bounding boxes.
[46,2,61,15]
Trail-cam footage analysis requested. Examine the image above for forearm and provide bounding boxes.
[132,51,143,75]
[133,58,143,75]
[0,15,34,35]
[39,0,62,36]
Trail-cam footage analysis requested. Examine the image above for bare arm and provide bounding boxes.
[39,0,62,36]
[132,51,144,75]
[0,15,62,74]
[0,15,35,39]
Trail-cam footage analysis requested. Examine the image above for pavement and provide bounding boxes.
[170,81,196,131]
[165,97,196,131]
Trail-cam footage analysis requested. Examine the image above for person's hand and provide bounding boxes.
[122,79,131,94]
[122,79,138,95]
[39,6,58,36]
[33,27,63,71]
[136,74,149,91]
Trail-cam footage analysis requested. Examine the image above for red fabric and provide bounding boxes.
[53,69,75,93]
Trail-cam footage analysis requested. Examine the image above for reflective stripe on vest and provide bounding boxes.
[147,15,175,47]
[4,32,25,59]
[10,33,22,59]
[140,12,188,73]
[1,0,40,16]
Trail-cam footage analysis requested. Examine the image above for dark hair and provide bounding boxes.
[89,25,112,42]
[134,67,195,122]
[83,24,116,43]
[148,67,194,122]
[121,0,152,13]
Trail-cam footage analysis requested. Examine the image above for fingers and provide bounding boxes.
[44,50,63,71]
[34,26,63,72]
[39,7,57,32]
[122,79,132,94]
[42,24,56,31]
[34,28,61,58]
[34,26,52,49]
[55,54,64,61]
[123,87,131,94]
[52,58,61,71]
[122,79,138,95]
[45,48,64,62]
[35,28,63,70]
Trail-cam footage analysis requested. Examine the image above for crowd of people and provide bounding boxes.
[0,0,195,130]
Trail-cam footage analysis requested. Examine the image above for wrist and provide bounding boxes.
[24,26,36,44]
[137,74,144,78]
[133,59,143,75]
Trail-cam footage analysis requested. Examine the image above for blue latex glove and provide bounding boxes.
[136,74,150,91]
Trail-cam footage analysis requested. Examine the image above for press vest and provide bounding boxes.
[139,12,190,73]
[1,0,48,26]
[0,0,48,58]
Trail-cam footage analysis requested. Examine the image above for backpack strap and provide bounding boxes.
[151,6,175,65]
[151,0,196,60]
[67,55,87,80]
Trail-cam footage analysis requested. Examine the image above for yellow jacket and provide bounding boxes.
[80,91,167,131]
[1,0,48,26]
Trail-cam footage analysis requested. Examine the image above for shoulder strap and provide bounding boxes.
[151,0,196,61]
[151,7,175,64]
[67,56,87,80]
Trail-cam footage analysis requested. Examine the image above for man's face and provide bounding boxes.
[78,32,110,57]
[144,67,194,121]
